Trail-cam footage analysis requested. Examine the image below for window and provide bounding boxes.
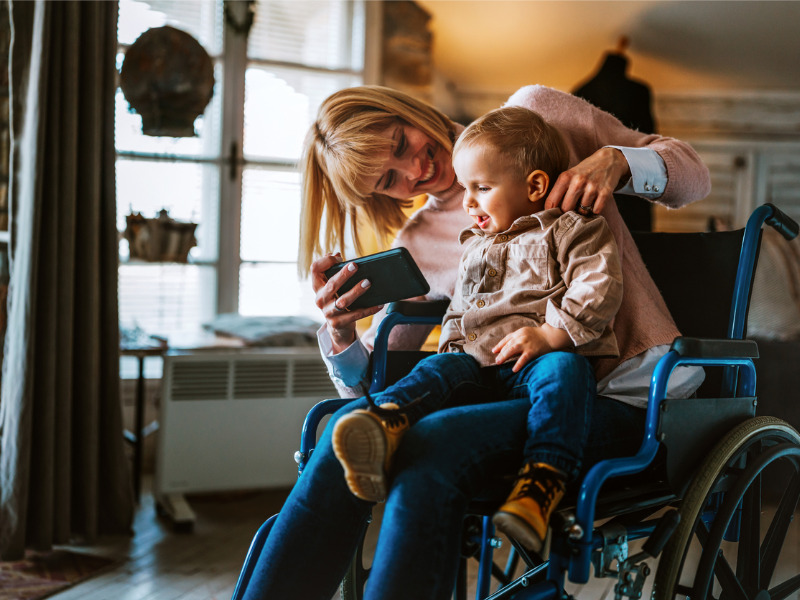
[116,0,367,338]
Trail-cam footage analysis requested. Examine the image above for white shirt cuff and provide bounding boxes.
[606,146,667,199]
[317,324,370,388]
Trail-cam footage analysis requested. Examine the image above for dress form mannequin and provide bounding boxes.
[572,37,656,231]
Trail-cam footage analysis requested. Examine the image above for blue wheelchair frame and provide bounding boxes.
[232,203,799,600]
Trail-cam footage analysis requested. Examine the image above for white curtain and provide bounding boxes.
[0,0,133,559]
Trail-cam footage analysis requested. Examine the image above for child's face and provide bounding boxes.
[454,143,540,234]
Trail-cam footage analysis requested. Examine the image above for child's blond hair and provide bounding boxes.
[453,106,569,194]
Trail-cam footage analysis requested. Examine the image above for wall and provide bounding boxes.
[415,0,800,115]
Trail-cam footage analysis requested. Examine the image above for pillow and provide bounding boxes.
[747,228,800,341]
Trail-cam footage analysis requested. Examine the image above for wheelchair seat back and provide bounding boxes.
[631,228,760,494]
[631,228,753,343]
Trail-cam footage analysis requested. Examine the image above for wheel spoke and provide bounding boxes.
[713,549,750,600]
[761,469,800,585]
[736,473,761,594]
[694,516,748,600]
[769,572,800,600]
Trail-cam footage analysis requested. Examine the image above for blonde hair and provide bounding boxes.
[453,106,569,194]
[298,86,456,275]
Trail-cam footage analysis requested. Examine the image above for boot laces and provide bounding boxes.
[514,468,564,514]
[364,391,426,429]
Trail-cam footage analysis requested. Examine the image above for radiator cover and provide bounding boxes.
[154,347,338,496]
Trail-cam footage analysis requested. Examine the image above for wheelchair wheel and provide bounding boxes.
[654,416,800,600]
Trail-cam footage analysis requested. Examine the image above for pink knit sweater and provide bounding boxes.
[357,85,710,384]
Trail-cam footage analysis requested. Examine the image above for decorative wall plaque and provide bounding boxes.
[120,26,214,137]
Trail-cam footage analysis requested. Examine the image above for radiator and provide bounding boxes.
[154,347,338,526]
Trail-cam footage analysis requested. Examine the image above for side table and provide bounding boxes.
[120,335,168,501]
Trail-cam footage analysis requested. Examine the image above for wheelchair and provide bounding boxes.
[232,203,800,600]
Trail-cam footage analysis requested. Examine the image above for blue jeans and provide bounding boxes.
[366,352,594,480]
[241,357,645,600]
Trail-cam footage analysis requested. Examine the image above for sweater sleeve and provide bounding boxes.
[505,85,711,209]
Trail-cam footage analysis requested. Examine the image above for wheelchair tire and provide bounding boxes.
[653,416,800,600]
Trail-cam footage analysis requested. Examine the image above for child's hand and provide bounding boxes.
[492,325,573,372]
[492,327,551,372]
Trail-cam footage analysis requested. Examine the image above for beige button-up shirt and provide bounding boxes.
[439,208,623,367]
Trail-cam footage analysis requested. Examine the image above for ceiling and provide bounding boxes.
[415,1,800,96]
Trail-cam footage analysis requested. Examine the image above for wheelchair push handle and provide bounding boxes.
[764,202,799,240]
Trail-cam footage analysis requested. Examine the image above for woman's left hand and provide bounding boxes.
[545,147,631,217]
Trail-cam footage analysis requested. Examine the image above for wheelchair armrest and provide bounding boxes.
[670,336,759,359]
[386,299,450,318]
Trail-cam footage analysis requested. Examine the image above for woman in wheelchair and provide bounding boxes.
[239,86,711,599]
[332,106,625,554]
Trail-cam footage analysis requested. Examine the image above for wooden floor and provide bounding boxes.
[51,479,291,600]
[51,477,800,600]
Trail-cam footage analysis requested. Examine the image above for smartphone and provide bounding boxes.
[323,247,430,310]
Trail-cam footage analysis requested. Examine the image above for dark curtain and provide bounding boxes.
[0,0,133,559]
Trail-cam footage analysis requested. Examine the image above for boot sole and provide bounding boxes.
[492,511,544,554]
[332,412,388,502]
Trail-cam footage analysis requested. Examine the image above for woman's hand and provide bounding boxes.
[311,253,384,353]
[545,147,631,216]
[492,325,573,372]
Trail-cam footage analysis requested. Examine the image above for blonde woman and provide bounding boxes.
[240,85,710,600]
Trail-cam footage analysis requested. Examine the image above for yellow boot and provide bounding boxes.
[332,402,410,503]
[491,462,566,553]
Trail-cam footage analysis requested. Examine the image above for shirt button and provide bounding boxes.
[468,333,477,341]
[487,268,497,277]
[476,299,485,308]
[653,185,660,192]
[497,234,507,242]
[644,183,651,192]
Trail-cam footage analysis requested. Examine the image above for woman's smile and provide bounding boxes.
[420,156,435,184]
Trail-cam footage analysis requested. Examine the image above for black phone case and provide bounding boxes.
[323,247,430,310]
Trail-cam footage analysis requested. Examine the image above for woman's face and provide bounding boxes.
[366,121,456,200]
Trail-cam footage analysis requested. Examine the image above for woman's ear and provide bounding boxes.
[526,170,550,203]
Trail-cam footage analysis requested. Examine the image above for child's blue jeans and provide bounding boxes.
[368,351,594,480]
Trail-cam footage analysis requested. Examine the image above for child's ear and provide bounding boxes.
[526,170,550,203]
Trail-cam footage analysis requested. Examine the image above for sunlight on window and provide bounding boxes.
[243,68,309,161]
[119,264,216,337]
[118,0,222,55]
[239,263,320,320]
[240,168,300,263]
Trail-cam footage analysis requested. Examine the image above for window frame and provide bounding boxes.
[116,0,381,330]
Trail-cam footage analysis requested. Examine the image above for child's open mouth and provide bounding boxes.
[477,215,490,229]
